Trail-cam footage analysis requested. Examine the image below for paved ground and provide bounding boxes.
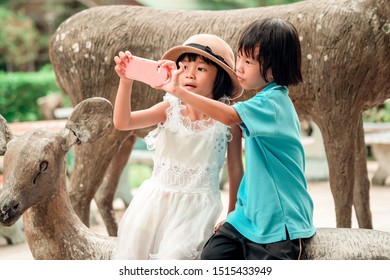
[1,161,389,260]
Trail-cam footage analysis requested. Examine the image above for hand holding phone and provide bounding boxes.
[125,56,169,87]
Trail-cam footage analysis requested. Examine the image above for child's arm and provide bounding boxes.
[227,124,244,214]
[214,124,243,232]
[226,124,244,214]
[157,60,242,126]
[113,51,169,131]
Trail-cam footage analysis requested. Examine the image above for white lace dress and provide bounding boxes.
[113,93,230,260]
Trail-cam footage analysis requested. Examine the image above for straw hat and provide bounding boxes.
[162,34,243,99]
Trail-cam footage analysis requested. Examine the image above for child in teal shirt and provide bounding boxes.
[158,18,316,259]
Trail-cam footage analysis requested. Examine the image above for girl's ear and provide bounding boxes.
[267,68,274,83]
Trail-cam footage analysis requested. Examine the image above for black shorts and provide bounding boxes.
[201,222,309,260]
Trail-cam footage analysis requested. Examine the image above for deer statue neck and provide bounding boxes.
[22,158,115,259]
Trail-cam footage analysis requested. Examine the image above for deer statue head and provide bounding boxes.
[0,97,113,227]
[0,97,115,260]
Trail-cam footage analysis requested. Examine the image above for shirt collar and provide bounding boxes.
[261,82,287,94]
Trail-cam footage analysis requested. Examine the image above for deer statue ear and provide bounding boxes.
[0,115,13,156]
[65,97,113,144]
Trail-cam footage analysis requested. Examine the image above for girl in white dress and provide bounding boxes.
[112,34,243,260]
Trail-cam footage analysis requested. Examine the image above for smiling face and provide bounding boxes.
[178,55,218,99]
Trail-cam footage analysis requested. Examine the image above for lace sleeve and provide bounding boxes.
[162,92,179,105]
[144,92,179,150]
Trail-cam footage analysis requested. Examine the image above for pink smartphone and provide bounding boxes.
[125,56,169,87]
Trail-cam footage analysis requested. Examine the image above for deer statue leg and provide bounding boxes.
[68,129,126,227]
[317,118,355,228]
[353,116,373,228]
[94,134,137,236]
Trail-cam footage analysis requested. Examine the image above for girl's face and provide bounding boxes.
[179,56,217,99]
[236,48,271,91]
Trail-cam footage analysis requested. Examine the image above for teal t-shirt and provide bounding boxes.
[226,82,316,244]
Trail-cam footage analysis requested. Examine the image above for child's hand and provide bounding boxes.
[114,51,133,81]
[214,220,225,232]
[153,60,184,93]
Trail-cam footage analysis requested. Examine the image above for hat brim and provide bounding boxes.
[162,45,243,100]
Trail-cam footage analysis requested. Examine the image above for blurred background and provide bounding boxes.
[0,0,303,123]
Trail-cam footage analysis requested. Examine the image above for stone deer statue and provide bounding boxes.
[1,100,390,259]
[0,98,116,259]
[49,0,390,235]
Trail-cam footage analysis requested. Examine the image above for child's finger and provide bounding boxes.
[118,51,126,59]
[114,56,121,64]
[124,51,133,61]
[159,60,176,70]
[114,56,127,70]
[114,65,125,74]
[119,51,132,64]
[114,65,121,72]
[176,62,185,74]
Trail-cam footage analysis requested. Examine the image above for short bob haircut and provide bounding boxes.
[176,53,234,101]
[237,18,303,87]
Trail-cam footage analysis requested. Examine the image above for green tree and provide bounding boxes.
[0,6,40,71]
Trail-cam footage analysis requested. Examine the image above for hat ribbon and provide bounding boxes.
[185,43,229,67]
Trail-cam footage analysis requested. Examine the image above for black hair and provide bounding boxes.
[176,53,234,100]
[238,18,303,86]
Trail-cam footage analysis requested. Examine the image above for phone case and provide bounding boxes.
[125,56,168,87]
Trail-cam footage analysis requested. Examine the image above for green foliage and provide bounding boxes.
[0,6,40,69]
[0,66,63,122]
[0,0,10,6]
[129,164,152,188]
[363,101,390,123]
